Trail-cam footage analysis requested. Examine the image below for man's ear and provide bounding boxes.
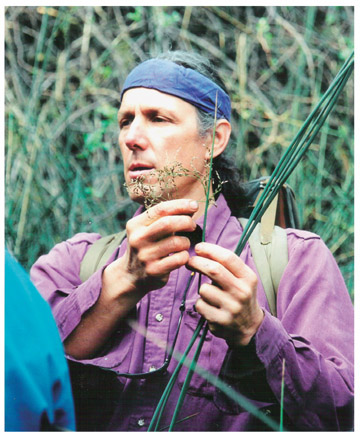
[205,119,232,159]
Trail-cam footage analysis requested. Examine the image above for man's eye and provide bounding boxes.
[119,119,131,128]
[152,116,167,123]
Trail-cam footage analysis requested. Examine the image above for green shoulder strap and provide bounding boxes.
[79,230,127,283]
[238,218,288,316]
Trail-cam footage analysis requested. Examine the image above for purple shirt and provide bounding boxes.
[30,195,354,431]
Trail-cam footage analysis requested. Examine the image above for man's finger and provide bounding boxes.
[187,255,234,290]
[147,215,196,240]
[145,250,191,277]
[139,235,191,261]
[194,242,249,279]
[195,298,228,326]
[142,199,199,225]
[198,282,226,308]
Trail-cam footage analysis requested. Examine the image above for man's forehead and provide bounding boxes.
[119,87,195,113]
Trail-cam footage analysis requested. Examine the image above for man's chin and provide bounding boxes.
[127,186,157,204]
[127,186,176,208]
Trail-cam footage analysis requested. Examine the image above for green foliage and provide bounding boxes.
[5,6,354,297]
[126,7,143,23]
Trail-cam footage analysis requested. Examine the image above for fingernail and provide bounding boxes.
[189,200,199,210]
[194,243,203,251]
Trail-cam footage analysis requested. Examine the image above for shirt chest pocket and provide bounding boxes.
[176,308,228,398]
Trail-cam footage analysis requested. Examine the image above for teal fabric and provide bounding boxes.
[5,249,75,431]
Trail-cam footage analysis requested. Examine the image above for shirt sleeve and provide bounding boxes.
[223,230,354,430]
[30,233,107,341]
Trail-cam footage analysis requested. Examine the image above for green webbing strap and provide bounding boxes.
[79,230,126,282]
[238,218,288,317]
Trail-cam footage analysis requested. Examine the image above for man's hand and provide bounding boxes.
[187,242,264,348]
[103,198,199,304]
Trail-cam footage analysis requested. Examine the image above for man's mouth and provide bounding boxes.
[128,163,155,179]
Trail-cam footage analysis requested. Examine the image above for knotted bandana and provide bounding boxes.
[120,59,231,121]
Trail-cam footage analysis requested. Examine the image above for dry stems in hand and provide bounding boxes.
[124,159,226,209]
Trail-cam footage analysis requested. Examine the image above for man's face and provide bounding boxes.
[118,87,210,205]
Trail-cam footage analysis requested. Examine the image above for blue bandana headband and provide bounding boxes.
[120,59,231,121]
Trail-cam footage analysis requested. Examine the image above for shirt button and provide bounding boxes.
[137,418,145,427]
[155,313,164,322]
[149,365,157,372]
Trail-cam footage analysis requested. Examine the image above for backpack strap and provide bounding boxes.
[238,218,288,317]
[79,230,127,282]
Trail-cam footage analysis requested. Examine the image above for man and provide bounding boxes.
[30,51,354,431]
[5,249,76,431]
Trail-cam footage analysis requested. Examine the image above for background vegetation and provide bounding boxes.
[5,6,354,297]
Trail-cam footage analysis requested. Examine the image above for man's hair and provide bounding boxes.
[155,51,247,216]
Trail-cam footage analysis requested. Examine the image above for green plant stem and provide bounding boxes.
[280,358,286,431]
[168,324,209,431]
[202,91,218,242]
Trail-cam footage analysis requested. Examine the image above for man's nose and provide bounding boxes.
[124,118,148,151]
